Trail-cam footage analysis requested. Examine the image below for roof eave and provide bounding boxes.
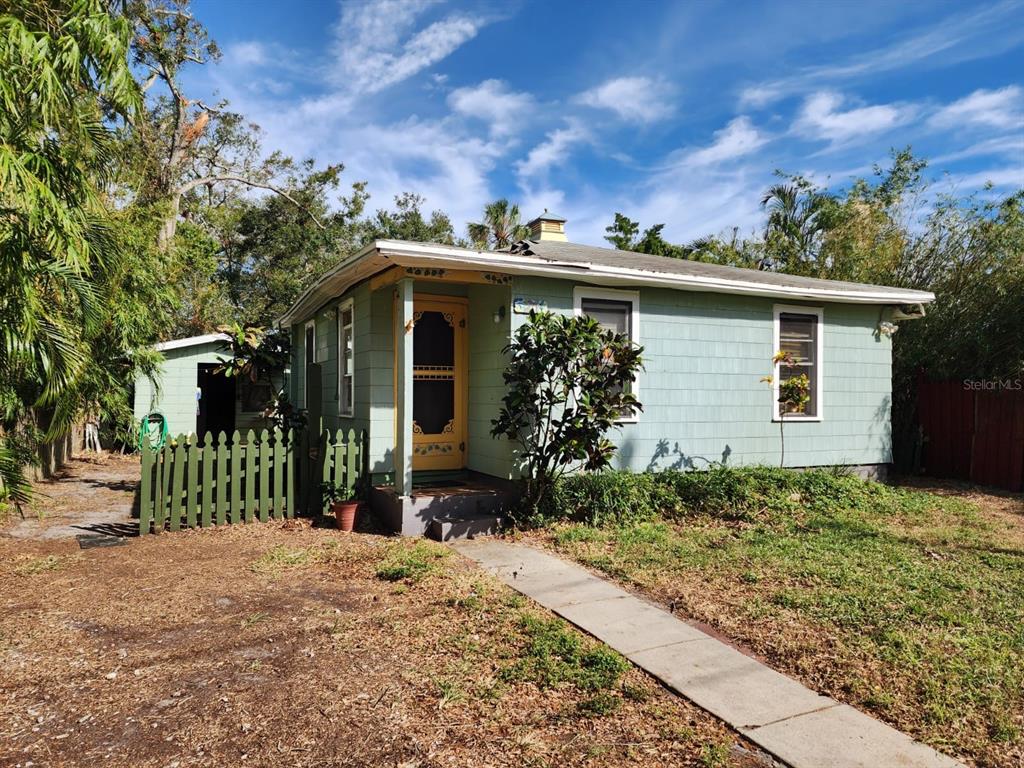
[280,241,935,326]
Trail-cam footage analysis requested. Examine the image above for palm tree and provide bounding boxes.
[760,183,825,271]
[0,1,139,505]
[467,199,530,250]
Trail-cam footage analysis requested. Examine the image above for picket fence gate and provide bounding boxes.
[139,427,366,534]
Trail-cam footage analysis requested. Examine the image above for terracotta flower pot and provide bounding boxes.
[332,501,359,532]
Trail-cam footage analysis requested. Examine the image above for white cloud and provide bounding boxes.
[738,1,1024,108]
[576,76,674,124]
[332,0,486,96]
[949,167,1024,190]
[930,86,1023,130]
[794,91,915,144]
[516,122,589,181]
[227,41,268,66]
[932,135,1024,164]
[680,117,768,167]
[447,79,534,136]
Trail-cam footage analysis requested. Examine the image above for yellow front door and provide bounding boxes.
[411,295,467,471]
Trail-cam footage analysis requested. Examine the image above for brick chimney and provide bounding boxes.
[526,210,567,242]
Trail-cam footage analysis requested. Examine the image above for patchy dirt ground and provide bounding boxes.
[0,517,769,768]
[4,455,139,540]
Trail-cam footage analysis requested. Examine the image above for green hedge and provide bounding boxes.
[538,465,903,527]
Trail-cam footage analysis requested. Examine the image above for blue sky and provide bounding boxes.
[188,0,1024,245]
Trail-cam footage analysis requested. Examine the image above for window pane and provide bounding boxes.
[581,298,631,337]
[778,313,817,417]
[342,375,353,413]
[413,380,454,434]
[413,311,454,367]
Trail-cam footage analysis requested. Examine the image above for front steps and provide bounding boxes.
[370,475,514,538]
[428,514,504,541]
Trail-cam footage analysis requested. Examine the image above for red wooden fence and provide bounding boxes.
[917,377,1024,492]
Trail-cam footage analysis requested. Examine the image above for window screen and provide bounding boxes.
[778,312,818,417]
[580,298,632,337]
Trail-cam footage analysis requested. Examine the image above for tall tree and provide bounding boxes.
[760,179,827,272]
[0,0,141,499]
[125,0,332,250]
[361,192,457,246]
[467,198,529,249]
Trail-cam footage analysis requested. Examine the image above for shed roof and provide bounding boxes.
[153,333,230,352]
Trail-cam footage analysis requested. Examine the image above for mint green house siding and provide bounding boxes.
[135,337,281,439]
[292,271,894,484]
[509,276,892,471]
[292,280,514,483]
[133,342,220,436]
[467,283,514,478]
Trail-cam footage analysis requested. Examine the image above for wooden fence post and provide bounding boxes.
[139,435,153,535]
[230,431,242,525]
[186,436,198,528]
[244,429,256,523]
[273,428,285,518]
[285,428,295,518]
[258,428,270,522]
[170,437,185,531]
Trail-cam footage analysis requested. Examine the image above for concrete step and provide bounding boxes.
[428,514,505,542]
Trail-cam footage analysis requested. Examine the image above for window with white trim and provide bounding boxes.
[338,300,354,416]
[573,287,640,422]
[303,320,315,408]
[772,305,823,421]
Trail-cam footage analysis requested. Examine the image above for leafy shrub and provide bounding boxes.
[537,465,934,527]
[540,470,673,526]
[491,311,644,519]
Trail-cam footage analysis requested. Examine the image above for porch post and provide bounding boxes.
[394,278,414,497]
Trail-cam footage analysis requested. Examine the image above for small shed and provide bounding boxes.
[133,334,274,439]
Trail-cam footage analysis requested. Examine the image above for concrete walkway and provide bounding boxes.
[453,539,964,768]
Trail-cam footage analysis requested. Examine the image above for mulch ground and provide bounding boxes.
[0,513,769,768]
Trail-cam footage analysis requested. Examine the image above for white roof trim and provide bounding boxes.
[153,333,231,352]
[279,240,935,325]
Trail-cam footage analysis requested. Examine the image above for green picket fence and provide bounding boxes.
[296,427,368,516]
[139,427,366,534]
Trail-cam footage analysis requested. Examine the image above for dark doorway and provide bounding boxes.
[197,363,236,438]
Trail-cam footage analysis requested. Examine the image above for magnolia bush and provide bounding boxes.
[491,311,643,519]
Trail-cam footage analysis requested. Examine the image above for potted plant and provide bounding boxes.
[321,481,359,532]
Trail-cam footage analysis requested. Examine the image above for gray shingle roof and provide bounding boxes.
[508,239,933,301]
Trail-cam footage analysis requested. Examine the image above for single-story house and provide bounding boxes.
[279,213,935,535]
[133,333,278,439]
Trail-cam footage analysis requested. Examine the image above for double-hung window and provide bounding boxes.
[338,300,354,416]
[772,305,823,421]
[573,287,640,423]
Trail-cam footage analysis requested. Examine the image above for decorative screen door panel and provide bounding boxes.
[411,296,467,470]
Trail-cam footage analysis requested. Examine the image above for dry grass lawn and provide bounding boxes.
[0,515,768,768]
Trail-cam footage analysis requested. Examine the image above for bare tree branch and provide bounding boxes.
[175,175,325,230]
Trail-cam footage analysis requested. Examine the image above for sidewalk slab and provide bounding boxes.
[631,637,835,728]
[740,704,964,768]
[557,595,709,654]
[453,539,965,768]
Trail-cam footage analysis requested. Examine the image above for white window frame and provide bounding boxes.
[303,319,316,408]
[772,304,824,423]
[573,286,641,424]
[337,298,354,417]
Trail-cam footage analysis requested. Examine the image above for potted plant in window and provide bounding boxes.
[321,481,360,532]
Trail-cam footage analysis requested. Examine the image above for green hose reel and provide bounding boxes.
[138,412,169,451]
